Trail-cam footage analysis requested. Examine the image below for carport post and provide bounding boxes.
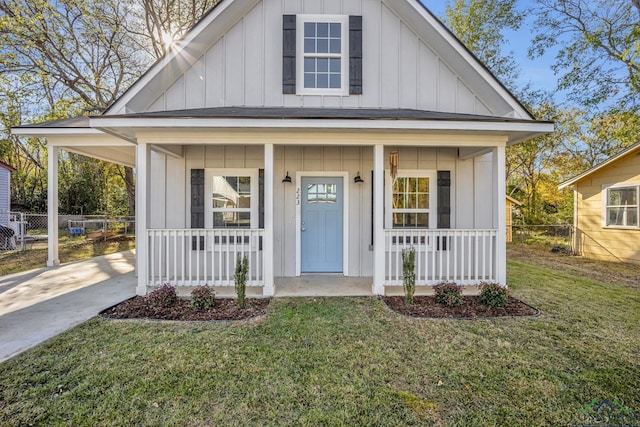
[135,142,150,296]
[47,145,60,266]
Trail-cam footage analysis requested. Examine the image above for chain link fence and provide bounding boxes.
[0,212,135,252]
[511,224,574,254]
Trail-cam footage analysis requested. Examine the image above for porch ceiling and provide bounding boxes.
[62,145,136,168]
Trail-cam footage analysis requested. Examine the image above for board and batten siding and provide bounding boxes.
[146,140,496,277]
[142,0,493,115]
[574,153,640,264]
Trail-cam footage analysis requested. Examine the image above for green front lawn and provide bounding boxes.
[0,259,638,426]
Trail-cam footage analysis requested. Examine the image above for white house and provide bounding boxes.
[13,0,553,296]
[0,161,15,220]
[0,161,17,249]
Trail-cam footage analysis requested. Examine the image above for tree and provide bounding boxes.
[554,109,640,175]
[0,76,48,211]
[0,0,144,112]
[530,0,640,109]
[507,101,564,223]
[0,0,218,215]
[444,0,525,91]
[443,1,569,223]
[125,0,219,59]
[0,0,143,214]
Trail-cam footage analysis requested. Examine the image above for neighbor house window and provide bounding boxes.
[206,170,258,228]
[385,171,437,229]
[297,15,348,95]
[604,184,639,227]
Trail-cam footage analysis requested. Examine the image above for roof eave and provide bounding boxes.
[11,127,102,137]
[559,141,640,189]
[89,116,553,133]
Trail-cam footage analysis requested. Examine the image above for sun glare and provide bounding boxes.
[161,31,176,48]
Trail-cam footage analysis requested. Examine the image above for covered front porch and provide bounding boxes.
[12,110,554,297]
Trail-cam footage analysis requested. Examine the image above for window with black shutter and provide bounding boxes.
[283,14,362,95]
[190,169,205,250]
[437,171,451,229]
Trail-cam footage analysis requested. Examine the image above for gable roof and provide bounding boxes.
[103,0,536,120]
[559,141,640,189]
[506,195,521,205]
[0,161,16,172]
[99,106,541,122]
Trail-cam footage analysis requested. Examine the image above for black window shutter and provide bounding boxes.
[437,171,451,229]
[191,169,205,250]
[349,16,363,95]
[282,15,296,94]
[259,169,264,229]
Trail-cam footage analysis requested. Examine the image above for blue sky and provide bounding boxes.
[421,1,561,100]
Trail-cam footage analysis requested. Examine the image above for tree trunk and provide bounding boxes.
[124,166,135,216]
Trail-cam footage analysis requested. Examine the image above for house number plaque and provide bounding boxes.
[296,188,300,205]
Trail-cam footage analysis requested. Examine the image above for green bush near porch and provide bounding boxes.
[0,259,638,425]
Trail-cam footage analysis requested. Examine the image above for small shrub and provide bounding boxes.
[234,254,249,309]
[147,284,177,308]
[401,247,416,305]
[434,282,463,307]
[479,283,509,307]
[190,286,215,311]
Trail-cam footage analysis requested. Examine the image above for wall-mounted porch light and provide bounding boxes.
[282,171,292,183]
[354,171,364,183]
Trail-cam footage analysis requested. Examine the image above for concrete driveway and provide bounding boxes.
[0,251,136,363]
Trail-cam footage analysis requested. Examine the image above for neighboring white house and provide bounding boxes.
[0,161,17,249]
[0,161,15,219]
[13,0,553,296]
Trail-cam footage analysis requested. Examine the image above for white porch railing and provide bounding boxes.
[384,229,498,285]
[147,229,264,287]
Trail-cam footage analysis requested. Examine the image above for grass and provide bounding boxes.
[0,236,135,276]
[0,256,638,425]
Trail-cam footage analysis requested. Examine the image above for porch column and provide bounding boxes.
[135,142,150,296]
[263,144,275,296]
[46,145,59,266]
[372,144,385,294]
[494,146,507,285]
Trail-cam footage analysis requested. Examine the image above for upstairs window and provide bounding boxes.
[604,184,639,228]
[297,15,348,95]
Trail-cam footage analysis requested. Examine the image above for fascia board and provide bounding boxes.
[11,128,103,136]
[90,117,554,133]
[559,142,640,189]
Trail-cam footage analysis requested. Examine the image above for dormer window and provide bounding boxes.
[299,16,348,95]
[282,15,362,96]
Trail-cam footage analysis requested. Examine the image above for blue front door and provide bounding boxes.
[301,177,343,272]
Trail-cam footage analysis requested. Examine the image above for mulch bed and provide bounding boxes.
[101,295,537,321]
[100,296,270,321]
[382,296,539,319]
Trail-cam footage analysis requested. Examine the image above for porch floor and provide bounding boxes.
[208,276,482,298]
[275,275,372,297]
